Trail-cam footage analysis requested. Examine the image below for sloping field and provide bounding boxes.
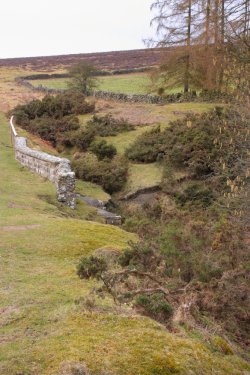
[0,63,249,374]
[0,112,249,375]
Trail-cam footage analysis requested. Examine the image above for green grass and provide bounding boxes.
[98,73,150,94]
[76,180,111,202]
[102,125,155,155]
[27,73,205,96]
[28,73,151,94]
[123,163,163,196]
[29,77,69,90]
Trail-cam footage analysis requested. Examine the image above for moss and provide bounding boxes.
[211,336,234,355]
[147,352,182,374]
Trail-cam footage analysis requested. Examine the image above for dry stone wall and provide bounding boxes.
[10,117,75,209]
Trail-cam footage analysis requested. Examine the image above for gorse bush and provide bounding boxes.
[126,126,164,163]
[75,128,96,151]
[85,114,134,136]
[89,140,117,160]
[175,183,214,208]
[13,91,94,121]
[135,293,173,323]
[127,107,249,195]
[72,154,128,193]
[77,256,108,280]
[28,115,80,146]
[12,91,95,148]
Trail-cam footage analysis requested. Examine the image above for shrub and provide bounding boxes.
[135,293,173,323]
[11,91,95,148]
[77,256,108,280]
[12,92,94,123]
[197,260,223,282]
[126,126,164,163]
[89,140,117,160]
[127,107,248,183]
[86,114,134,136]
[164,107,249,184]
[28,117,57,144]
[118,242,158,273]
[175,183,214,208]
[72,155,128,193]
[28,115,80,146]
[75,128,96,151]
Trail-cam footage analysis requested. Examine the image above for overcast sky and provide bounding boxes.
[1,0,156,58]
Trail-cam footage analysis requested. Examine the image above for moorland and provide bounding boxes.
[0,49,249,375]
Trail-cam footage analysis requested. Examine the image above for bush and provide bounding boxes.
[86,114,134,136]
[75,128,96,151]
[77,256,108,280]
[164,107,249,184]
[126,126,164,163]
[118,242,158,273]
[175,183,214,208]
[197,260,223,282]
[127,107,249,195]
[72,155,128,193]
[89,140,117,160]
[135,293,173,323]
[12,91,94,123]
[28,115,80,146]
[11,91,95,148]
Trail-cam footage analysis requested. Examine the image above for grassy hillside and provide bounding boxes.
[1,114,249,375]
[1,69,249,375]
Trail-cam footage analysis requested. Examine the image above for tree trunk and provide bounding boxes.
[184,0,192,93]
[219,0,225,88]
[205,0,211,47]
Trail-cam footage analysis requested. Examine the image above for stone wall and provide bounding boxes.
[93,90,167,104]
[15,77,196,105]
[10,117,76,209]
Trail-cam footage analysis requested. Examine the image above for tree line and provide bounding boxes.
[150,0,249,95]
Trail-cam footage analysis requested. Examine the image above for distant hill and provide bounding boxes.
[0,48,164,71]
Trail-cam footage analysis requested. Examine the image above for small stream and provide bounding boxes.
[76,194,122,225]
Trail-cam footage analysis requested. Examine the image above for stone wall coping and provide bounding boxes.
[15,137,68,165]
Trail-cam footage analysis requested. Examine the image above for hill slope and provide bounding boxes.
[0,113,250,374]
[0,48,164,71]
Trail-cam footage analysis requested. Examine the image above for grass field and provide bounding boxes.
[29,73,151,94]
[102,125,155,155]
[123,163,163,195]
[28,72,186,95]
